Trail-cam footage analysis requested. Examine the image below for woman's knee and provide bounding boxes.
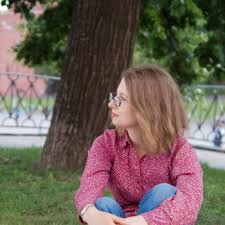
[146,183,176,202]
[95,197,114,210]
[151,183,177,197]
[138,183,176,214]
[95,196,125,217]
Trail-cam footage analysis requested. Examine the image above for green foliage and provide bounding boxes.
[2,0,225,83]
[14,0,72,75]
[1,148,225,224]
[1,0,46,20]
[137,0,209,85]
[194,0,225,83]
[1,0,73,75]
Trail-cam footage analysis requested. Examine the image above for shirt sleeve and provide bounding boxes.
[142,138,204,225]
[74,130,115,215]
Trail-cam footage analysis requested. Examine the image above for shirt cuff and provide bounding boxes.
[78,214,87,224]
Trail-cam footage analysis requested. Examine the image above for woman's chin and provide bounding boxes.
[111,119,121,127]
[111,120,117,126]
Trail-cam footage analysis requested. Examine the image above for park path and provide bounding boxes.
[0,135,224,170]
[194,148,225,170]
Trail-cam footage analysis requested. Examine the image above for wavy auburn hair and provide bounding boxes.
[116,65,188,155]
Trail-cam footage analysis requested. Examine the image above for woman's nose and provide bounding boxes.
[108,100,113,108]
[108,100,116,109]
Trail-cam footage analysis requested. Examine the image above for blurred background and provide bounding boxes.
[0,1,225,224]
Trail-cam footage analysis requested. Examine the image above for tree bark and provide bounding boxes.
[39,0,140,170]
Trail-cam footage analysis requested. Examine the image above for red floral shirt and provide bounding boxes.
[75,129,203,225]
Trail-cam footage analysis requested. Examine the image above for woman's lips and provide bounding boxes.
[112,112,118,117]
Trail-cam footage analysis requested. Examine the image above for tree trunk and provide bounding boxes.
[39,0,140,170]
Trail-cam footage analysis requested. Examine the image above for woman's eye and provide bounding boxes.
[119,96,127,101]
[116,94,127,101]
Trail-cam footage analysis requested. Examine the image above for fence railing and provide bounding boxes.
[0,72,225,150]
[184,85,225,150]
[0,72,60,135]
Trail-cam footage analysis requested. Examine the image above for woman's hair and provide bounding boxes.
[116,64,188,155]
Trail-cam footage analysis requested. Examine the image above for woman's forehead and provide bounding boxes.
[117,79,128,97]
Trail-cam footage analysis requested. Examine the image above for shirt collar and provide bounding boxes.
[119,130,131,149]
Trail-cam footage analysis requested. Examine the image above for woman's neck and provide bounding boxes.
[126,127,146,155]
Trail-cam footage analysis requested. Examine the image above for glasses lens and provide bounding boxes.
[109,92,114,102]
[109,93,120,107]
[114,96,120,107]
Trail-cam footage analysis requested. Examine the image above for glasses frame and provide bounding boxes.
[109,92,127,108]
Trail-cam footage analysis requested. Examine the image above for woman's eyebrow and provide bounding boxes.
[116,91,128,98]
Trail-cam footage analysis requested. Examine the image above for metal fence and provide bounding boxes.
[0,72,60,136]
[0,72,225,151]
[184,85,225,151]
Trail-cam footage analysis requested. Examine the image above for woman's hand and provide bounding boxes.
[124,215,148,225]
[83,206,128,225]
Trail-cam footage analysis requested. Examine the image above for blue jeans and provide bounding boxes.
[95,183,176,217]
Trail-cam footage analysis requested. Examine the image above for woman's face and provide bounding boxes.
[108,78,138,129]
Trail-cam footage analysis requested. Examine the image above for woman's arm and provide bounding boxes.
[124,215,148,225]
[140,138,203,225]
[74,130,116,222]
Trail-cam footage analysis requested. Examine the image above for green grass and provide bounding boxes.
[0,148,80,225]
[0,148,225,225]
[196,165,225,225]
[0,96,55,114]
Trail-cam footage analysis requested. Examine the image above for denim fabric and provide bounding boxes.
[95,183,177,217]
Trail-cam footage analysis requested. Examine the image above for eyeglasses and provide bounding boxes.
[109,92,128,108]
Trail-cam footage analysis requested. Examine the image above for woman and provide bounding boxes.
[75,65,203,225]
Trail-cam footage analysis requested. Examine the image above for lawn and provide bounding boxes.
[0,148,225,225]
